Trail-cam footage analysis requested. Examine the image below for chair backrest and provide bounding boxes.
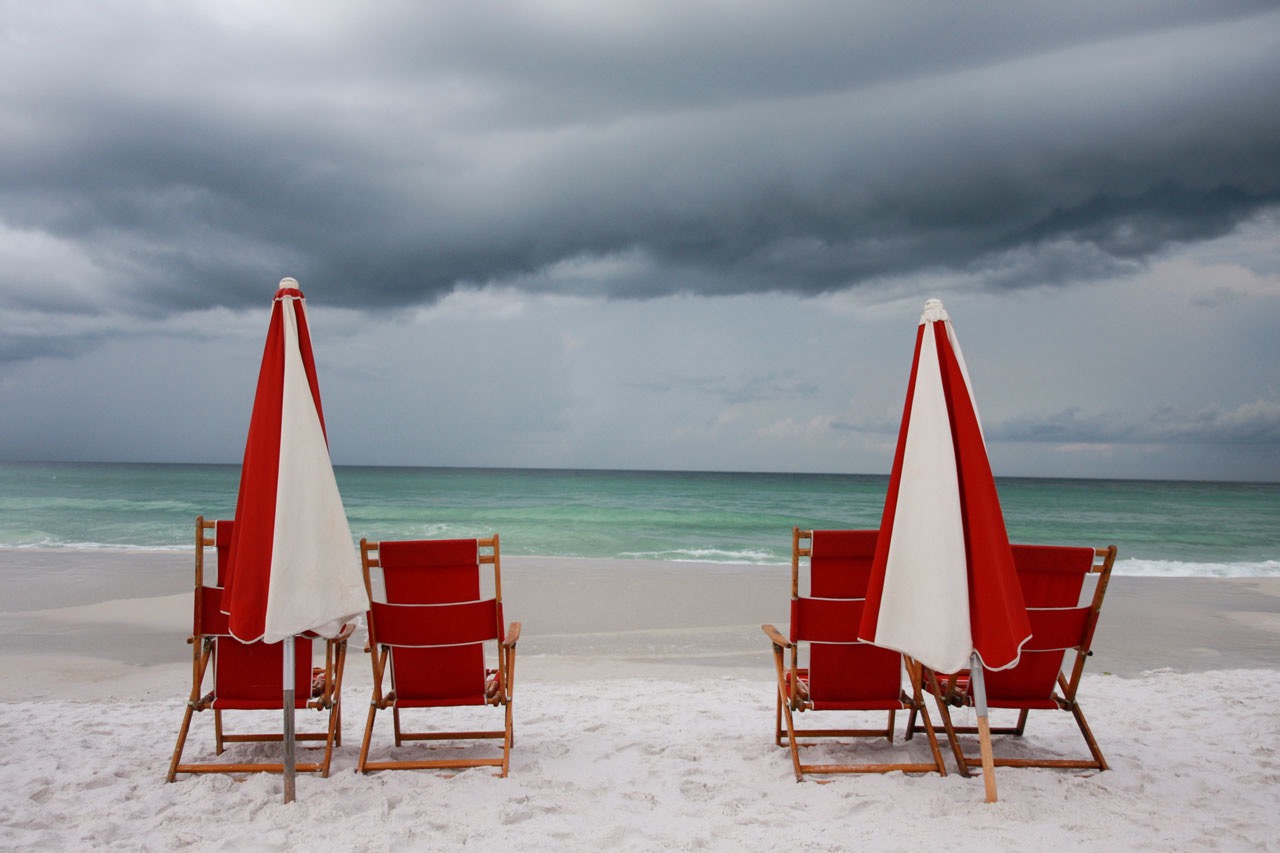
[983,544,1117,706]
[791,529,902,709]
[362,537,504,707]
[193,516,313,709]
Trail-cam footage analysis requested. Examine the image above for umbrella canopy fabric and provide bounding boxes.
[858,299,1030,675]
[222,279,365,645]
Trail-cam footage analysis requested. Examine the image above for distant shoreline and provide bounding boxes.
[6,458,1280,485]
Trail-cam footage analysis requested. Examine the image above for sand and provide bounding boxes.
[1,548,1279,850]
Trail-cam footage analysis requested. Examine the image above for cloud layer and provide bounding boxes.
[6,6,1280,321]
[2,2,1279,479]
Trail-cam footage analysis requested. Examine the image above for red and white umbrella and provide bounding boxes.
[858,298,1030,802]
[221,277,365,802]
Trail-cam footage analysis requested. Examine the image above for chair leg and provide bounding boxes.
[333,640,348,747]
[885,709,896,743]
[321,702,340,778]
[167,703,196,782]
[1069,702,1108,771]
[501,700,513,778]
[507,677,517,748]
[393,706,403,747]
[777,688,804,782]
[357,703,378,773]
[915,702,948,776]
[774,691,785,747]
[905,669,940,743]
[214,709,225,754]
[904,664,947,776]
[930,688,971,777]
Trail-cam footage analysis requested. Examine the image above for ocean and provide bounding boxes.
[0,461,1276,578]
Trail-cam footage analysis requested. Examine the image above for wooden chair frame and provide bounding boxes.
[168,516,352,781]
[357,536,521,776]
[915,544,1118,775]
[762,528,947,781]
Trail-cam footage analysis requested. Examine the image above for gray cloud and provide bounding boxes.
[991,400,1280,447]
[3,1,1279,369]
[2,2,1279,482]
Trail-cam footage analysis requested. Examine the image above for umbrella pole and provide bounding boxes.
[283,635,297,804]
[970,652,998,803]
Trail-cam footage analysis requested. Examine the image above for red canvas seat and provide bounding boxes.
[762,528,946,780]
[357,536,521,775]
[921,543,1118,774]
[167,517,351,781]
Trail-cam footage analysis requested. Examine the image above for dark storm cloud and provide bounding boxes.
[3,1,1280,363]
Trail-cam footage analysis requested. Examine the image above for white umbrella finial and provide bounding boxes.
[280,277,299,289]
[921,298,948,324]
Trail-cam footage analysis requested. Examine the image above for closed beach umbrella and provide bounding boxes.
[221,277,365,802]
[858,298,1030,802]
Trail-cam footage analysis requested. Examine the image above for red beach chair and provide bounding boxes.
[762,528,947,781]
[167,517,352,781]
[920,543,1118,774]
[357,536,521,775]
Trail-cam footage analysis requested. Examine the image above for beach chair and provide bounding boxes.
[357,536,521,775]
[167,516,352,782]
[917,543,1118,775]
[761,528,947,781]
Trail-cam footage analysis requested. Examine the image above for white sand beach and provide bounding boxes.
[2,549,1279,850]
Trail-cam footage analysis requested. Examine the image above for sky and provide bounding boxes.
[1,1,1279,481]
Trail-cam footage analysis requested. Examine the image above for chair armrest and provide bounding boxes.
[503,621,522,648]
[761,624,791,649]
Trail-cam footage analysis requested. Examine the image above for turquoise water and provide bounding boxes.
[0,462,1276,577]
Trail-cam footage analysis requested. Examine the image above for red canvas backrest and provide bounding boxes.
[790,596,864,644]
[1011,543,1094,608]
[795,529,901,708]
[368,538,497,707]
[369,599,501,647]
[1012,543,1098,654]
[377,538,481,604]
[984,544,1099,705]
[808,529,878,598]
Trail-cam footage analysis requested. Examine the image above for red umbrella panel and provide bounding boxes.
[222,280,364,645]
[858,299,1030,675]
